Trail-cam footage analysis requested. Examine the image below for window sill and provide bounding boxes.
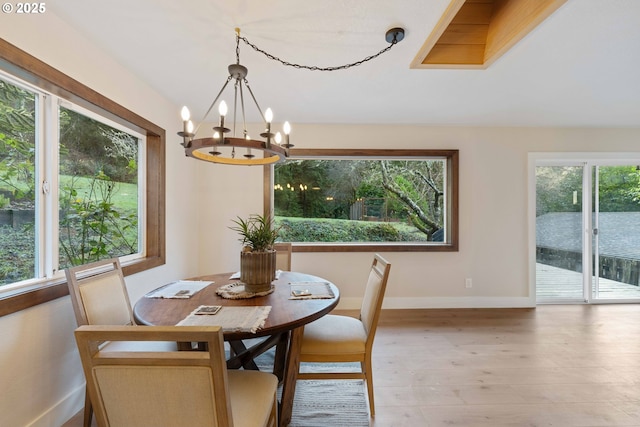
[0,255,164,317]
[291,242,459,252]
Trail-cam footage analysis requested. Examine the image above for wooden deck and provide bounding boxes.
[537,263,640,301]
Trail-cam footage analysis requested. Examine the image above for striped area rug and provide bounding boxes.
[286,376,369,427]
[253,346,370,427]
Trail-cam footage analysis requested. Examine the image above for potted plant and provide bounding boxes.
[230,214,280,293]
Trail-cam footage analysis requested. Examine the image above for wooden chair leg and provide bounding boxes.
[280,327,304,426]
[363,358,375,416]
[269,391,279,427]
[83,388,93,427]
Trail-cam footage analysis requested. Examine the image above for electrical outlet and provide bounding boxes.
[465,278,472,288]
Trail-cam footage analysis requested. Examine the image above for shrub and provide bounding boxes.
[275,217,429,243]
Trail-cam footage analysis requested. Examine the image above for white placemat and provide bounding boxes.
[176,305,271,333]
[289,282,335,300]
[145,280,213,299]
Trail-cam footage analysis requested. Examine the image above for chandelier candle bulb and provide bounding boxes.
[178,106,194,147]
[219,101,228,117]
[262,108,273,148]
[283,121,293,148]
[218,101,227,144]
[187,120,194,135]
[181,106,190,122]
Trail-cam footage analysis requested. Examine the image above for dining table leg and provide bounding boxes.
[273,331,289,382]
[279,326,304,427]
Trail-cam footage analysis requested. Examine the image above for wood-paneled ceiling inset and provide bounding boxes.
[411,0,567,69]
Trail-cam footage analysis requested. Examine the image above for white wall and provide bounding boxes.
[0,12,199,427]
[199,125,640,309]
[3,10,640,427]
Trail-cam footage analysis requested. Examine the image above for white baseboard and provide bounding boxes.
[337,296,535,310]
[27,384,84,427]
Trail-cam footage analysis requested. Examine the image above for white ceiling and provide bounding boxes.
[49,0,640,127]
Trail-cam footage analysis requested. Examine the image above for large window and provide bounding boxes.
[268,149,458,252]
[0,39,165,316]
[58,104,144,270]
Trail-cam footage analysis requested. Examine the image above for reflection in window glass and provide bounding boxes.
[0,79,37,285]
[58,107,140,269]
[274,158,448,243]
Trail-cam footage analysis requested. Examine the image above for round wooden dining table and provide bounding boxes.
[133,271,340,427]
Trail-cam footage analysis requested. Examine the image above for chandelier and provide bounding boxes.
[178,27,405,166]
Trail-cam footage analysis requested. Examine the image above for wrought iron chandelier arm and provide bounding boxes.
[194,75,233,135]
[243,79,267,123]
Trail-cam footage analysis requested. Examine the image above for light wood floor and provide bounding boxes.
[63,305,640,427]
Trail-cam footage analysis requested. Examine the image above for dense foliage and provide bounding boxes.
[0,79,139,285]
[536,165,640,216]
[0,80,36,204]
[274,158,445,241]
[276,217,430,243]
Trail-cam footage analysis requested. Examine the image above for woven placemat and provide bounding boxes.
[177,305,271,333]
[216,282,275,299]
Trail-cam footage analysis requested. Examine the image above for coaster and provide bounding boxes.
[216,282,275,299]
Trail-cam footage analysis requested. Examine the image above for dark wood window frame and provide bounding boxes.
[0,39,166,317]
[264,148,459,253]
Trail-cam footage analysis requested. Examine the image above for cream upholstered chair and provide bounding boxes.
[74,325,278,427]
[274,242,292,271]
[66,258,176,427]
[297,254,391,416]
[66,258,134,329]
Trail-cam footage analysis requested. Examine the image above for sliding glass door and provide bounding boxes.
[534,157,640,303]
[591,165,640,301]
[535,164,586,302]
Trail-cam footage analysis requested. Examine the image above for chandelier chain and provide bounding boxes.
[238,35,399,72]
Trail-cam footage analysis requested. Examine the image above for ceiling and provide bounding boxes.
[48,0,640,127]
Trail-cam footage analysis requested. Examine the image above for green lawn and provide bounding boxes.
[1,174,138,211]
[59,175,138,211]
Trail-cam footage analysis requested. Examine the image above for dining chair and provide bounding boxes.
[273,242,292,271]
[74,325,279,427]
[65,258,176,427]
[66,258,134,328]
[296,253,391,416]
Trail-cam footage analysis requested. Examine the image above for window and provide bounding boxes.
[0,39,165,316]
[267,149,458,252]
[0,77,37,284]
[58,103,144,270]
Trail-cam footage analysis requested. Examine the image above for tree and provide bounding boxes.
[274,158,447,241]
[378,160,443,239]
[0,80,36,203]
[536,165,640,216]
